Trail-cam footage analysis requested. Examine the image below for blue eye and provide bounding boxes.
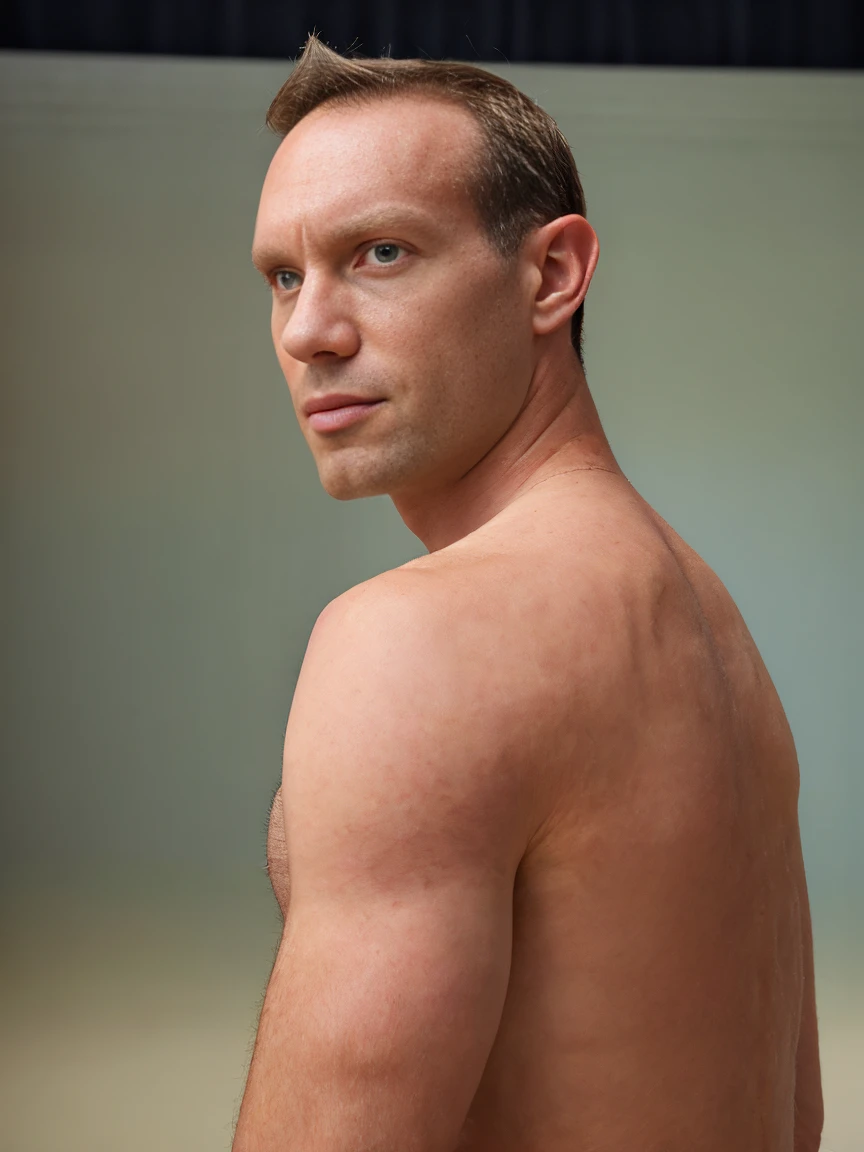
[274,270,301,291]
[368,244,401,264]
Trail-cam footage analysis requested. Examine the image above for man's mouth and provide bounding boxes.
[304,398,386,433]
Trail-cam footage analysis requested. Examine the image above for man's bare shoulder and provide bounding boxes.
[308,545,603,717]
[302,563,534,758]
[370,490,701,677]
[304,481,763,800]
[305,565,472,688]
[287,567,546,862]
[311,500,672,697]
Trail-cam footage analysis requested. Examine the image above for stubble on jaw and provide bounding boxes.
[309,416,448,502]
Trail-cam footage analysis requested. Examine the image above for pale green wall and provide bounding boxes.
[1,52,861,1151]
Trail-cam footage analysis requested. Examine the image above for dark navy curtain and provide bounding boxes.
[3,0,862,67]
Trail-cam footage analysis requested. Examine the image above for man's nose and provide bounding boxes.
[277,276,360,363]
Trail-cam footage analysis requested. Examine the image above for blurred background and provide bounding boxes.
[1,3,862,1149]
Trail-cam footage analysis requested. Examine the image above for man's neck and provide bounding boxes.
[391,354,621,553]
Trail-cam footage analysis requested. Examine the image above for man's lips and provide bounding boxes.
[303,394,386,433]
[302,393,383,416]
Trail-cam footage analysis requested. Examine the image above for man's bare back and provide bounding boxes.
[263,472,820,1149]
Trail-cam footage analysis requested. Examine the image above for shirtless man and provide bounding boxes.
[234,35,822,1151]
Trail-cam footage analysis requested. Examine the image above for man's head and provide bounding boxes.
[252,36,598,502]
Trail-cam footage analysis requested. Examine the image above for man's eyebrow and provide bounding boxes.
[251,206,439,270]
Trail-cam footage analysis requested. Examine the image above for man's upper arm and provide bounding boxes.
[233,580,533,1152]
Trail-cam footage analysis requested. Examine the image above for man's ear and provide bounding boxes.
[528,214,599,338]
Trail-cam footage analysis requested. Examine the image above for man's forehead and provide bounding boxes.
[258,96,481,229]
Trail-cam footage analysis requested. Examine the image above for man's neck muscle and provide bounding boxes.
[392,353,620,553]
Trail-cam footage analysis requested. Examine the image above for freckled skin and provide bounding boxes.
[237,95,822,1152]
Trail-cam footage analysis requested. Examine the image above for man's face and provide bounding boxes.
[252,96,538,501]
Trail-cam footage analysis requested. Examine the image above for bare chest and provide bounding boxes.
[266,787,291,914]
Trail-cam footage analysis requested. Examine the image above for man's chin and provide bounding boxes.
[317,466,393,502]
[314,442,431,501]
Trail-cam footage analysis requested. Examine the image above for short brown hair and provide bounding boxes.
[266,35,589,365]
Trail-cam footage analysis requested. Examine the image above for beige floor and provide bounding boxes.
[1,876,861,1151]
